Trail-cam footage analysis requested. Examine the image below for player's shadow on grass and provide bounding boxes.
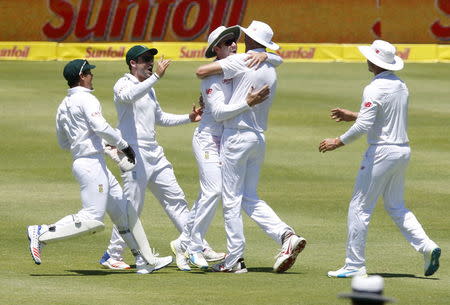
[371,272,439,280]
[247,267,302,274]
[30,270,135,276]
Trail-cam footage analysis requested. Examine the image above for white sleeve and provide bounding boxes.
[203,80,249,122]
[114,75,159,104]
[153,90,191,126]
[218,54,250,80]
[83,96,128,150]
[266,52,283,67]
[340,88,378,144]
[55,107,71,151]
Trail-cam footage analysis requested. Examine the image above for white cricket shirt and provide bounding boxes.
[114,73,191,147]
[56,86,127,159]
[218,48,278,132]
[340,71,409,145]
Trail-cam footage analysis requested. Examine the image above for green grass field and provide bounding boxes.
[1,61,449,305]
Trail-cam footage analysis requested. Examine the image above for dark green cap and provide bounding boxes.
[126,45,158,65]
[63,59,96,84]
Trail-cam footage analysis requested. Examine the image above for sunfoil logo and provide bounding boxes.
[43,0,247,42]
[0,46,30,58]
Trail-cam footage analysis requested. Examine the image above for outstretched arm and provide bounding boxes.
[196,62,223,79]
[330,108,358,122]
[245,52,283,68]
[318,137,345,153]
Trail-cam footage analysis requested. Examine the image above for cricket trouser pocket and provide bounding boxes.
[193,129,221,164]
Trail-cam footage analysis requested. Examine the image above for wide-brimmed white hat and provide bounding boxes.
[358,40,404,71]
[205,25,241,58]
[338,275,396,303]
[240,20,279,50]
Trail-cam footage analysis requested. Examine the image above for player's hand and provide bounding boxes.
[155,55,171,78]
[331,108,358,122]
[319,138,344,153]
[121,145,136,164]
[245,52,268,68]
[189,103,202,122]
[104,145,121,163]
[246,85,270,106]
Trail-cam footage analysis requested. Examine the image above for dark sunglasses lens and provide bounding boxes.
[224,39,236,46]
[142,55,153,62]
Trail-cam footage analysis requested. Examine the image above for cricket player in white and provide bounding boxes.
[319,40,441,278]
[178,25,276,271]
[99,46,224,270]
[27,59,172,274]
[196,21,307,273]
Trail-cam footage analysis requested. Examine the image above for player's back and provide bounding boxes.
[225,60,277,132]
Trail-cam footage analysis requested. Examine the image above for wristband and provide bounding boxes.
[153,72,160,79]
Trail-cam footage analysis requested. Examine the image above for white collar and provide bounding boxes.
[67,86,93,95]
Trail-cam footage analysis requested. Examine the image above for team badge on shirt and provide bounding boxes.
[98,184,104,193]
[206,88,213,95]
[364,101,372,107]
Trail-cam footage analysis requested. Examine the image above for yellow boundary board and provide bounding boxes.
[2,42,450,63]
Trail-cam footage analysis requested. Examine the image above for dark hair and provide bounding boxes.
[68,75,80,88]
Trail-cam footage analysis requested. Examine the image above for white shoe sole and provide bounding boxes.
[27,226,42,265]
[274,238,307,273]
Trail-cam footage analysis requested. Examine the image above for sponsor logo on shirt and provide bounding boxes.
[364,101,372,107]
[223,79,232,84]
[91,111,101,117]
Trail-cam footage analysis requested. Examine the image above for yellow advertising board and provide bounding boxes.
[1,0,450,43]
[2,41,450,63]
[0,42,57,61]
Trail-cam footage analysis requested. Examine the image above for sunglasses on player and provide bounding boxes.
[139,54,154,62]
[221,39,236,46]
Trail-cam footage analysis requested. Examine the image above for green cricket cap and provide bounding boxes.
[126,45,158,65]
[63,59,96,83]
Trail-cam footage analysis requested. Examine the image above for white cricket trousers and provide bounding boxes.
[53,155,130,233]
[345,144,437,268]
[221,129,292,268]
[180,128,222,254]
[107,143,190,259]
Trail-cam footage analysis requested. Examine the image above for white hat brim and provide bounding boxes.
[240,26,279,50]
[358,46,404,71]
[205,26,241,58]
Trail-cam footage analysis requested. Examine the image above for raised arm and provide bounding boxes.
[115,58,171,103]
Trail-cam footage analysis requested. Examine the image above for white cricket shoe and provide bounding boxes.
[27,225,45,265]
[211,258,248,274]
[99,251,130,270]
[424,247,441,276]
[136,256,173,274]
[203,248,226,262]
[273,234,307,273]
[327,266,367,278]
[170,239,190,271]
[189,252,209,270]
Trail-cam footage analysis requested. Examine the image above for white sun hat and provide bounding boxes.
[358,40,404,71]
[338,275,396,303]
[240,20,279,50]
[205,25,241,58]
